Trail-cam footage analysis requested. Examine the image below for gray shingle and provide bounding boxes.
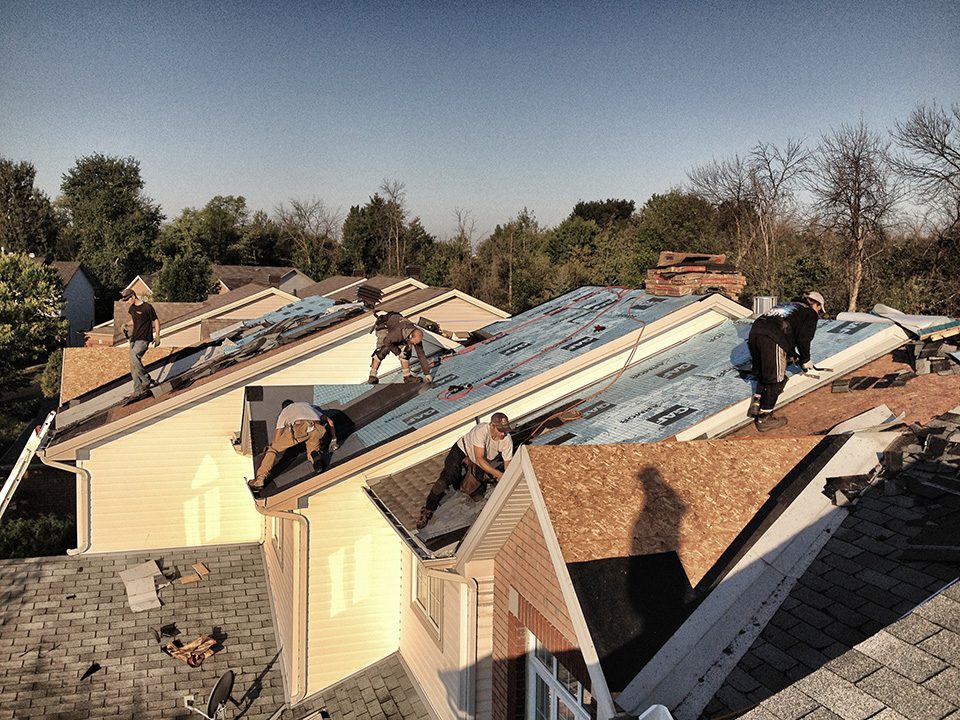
[825,650,882,683]
[923,667,960,706]
[857,667,955,720]
[915,595,960,635]
[794,669,886,720]
[855,632,947,683]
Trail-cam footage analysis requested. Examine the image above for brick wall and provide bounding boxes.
[491,507,591,720]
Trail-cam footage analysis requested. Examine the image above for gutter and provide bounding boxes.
[255,500,310,704]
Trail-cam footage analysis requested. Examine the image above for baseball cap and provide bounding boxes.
[120,288,135,300]
[490,412,512,433]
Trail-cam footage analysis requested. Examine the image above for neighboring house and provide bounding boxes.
[52,261,95,346]
[123,264,316,300]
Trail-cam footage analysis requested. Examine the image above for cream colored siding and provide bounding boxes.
[162,325,202,347]
[399,550,465,718]
[266,332,405,385]
[218,294,293,321]
[302,477,402,693]
[474,577,495,720]
[408,297,503,334]
[84,388,259,553]
[263,515,298,688]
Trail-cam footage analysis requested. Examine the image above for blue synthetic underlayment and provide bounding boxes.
[311,384,380,408]
[528,317,888,445]
[310,287,702,449]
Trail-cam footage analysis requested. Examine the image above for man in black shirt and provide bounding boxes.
[367,311,432,384]
[121,288,161,396]
[747,291,825,431]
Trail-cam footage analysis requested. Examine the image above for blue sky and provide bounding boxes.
[2,1,958,240]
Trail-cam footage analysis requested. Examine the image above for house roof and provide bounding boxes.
[296,274,363,298]
[212,263,306,290]
[0,543,430,720]
[527,439,820,581]
[51,260,82,285]
[704,412,960,720]
[60,345,179,402]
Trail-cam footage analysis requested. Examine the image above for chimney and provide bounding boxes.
[405,264,421,280]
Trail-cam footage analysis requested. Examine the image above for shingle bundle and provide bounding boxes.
[644,251,746,300]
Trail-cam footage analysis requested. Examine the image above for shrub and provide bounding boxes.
[0,514,76,558]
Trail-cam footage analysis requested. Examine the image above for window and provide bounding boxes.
[271,516,283,559]
[413,561,442,632]
[526,632,591,720]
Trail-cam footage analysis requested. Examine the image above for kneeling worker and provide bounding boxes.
[747,291,825,432]
[417,412,513,529]
[248,400,337,491]
[368,312,432,384]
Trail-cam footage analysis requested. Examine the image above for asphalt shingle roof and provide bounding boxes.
[0,545,429,720]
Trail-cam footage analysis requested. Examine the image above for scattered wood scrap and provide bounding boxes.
[164,635,220,667]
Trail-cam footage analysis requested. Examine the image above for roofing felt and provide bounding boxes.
[525,317,889,447]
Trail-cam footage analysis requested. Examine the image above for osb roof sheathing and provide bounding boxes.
[731,354,960,438]
[61,346,178,402]
[527,438,820,585]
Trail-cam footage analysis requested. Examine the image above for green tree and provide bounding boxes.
[340,195,391,275]
[571,198,635,228]
[201,195,248,263]
[59,155,163,296]
[0,158,60,259]
[547,216,600,263]
[234,210,282,266]
[40,348,63,398]
[275,198,341,280]
[0,254,66,392]
[472,210,549,313]
[152,246,213,302]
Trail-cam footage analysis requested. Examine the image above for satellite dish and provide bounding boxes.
[185,670,235,719]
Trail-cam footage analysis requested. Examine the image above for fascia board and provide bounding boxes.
[160,287,297,337]
[524,454,618,720]
[266,299,731,509]
[454,447,534,572]
[675,323,911,441]
[383,278,429,293]
[44,314,375,460]
[615,432,899,716]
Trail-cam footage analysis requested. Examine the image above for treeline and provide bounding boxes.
[1,101,957,318]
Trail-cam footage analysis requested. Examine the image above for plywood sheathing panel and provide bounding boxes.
[528,438,819,585]
[730,353,960,438]
[61,346,178,402]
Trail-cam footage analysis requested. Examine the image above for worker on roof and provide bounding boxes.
[247,400,338,492]
[120,288,161,398]
[417,412,513,529]
[368,311,432,385]
[747,291,826,432]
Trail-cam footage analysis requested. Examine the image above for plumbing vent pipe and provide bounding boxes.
[752,295,777,317]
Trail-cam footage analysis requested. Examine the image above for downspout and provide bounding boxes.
[257,502,310,705]
[39,454,92,556]
[425,569,479,720]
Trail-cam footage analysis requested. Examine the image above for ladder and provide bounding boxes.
[0,410,56,521]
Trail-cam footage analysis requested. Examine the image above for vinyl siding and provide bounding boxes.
[160,294,295,347]
[302,476,402,693]
[399,548,465,719]
[475,577,495,720]
[408,296,504,334]
[84,388,259,553]
[263,514,300,693]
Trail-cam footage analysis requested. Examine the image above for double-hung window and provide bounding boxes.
[413,561,442,633]
[526,632,591,720]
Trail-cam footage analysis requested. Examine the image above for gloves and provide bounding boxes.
[152,338,161,348]
[423,374,433,384]
[329,439,338,453]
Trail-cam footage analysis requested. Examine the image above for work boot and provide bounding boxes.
[403,375,423,384]
[312,455,327,474]
[367,375,379,384]
[247,476,266,491]
[747,396,762,418]
[416,507,433,530]
[755,413,787,432]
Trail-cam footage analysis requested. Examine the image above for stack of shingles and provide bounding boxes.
[902,330,960,377]
[880,408,960,562]
[644,251,747,300]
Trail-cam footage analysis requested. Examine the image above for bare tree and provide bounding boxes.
[809,119,902,311]
[688,139,807,293]
[453,207,476,248]
[893,101,960,226]
[379,179,407,275]
[274,197,343,278]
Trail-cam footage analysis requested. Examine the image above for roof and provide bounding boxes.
[296,274,363,298]
[0,543,429,720]
[528,439,820,580]
[212,263,305,290]
[60,345,178,402]
[51,260,82,285]
[700,409,960,720]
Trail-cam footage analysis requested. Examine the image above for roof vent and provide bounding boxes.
[752,296,777,317]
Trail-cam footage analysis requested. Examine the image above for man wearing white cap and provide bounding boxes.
[747,292,825,431]
[417,412,513,529]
